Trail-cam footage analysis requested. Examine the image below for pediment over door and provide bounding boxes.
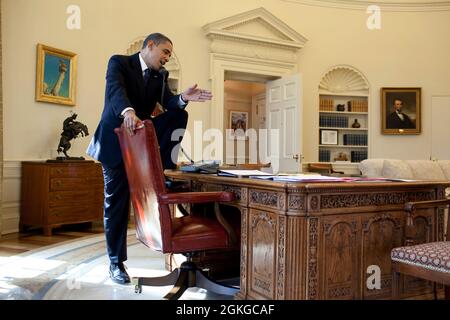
[203,7,307,63]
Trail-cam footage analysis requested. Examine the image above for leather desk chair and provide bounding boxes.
[391,199,450,299]
[115,120,239,299]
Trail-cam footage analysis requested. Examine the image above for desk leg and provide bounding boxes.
[236,207,248,300]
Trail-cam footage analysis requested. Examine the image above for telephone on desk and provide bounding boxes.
[179,160,220,174]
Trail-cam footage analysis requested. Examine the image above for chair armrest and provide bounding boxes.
[404,199,450,245]
[158,191,235,205]
[404,199,450,213]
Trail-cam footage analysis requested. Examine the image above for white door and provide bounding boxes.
[266,74,302,173]
[252,93,266,129]
[431,96,450,160]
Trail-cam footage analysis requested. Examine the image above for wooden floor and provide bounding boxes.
[0,222,106,257]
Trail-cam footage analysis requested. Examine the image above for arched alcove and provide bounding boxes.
[317,65,370,169]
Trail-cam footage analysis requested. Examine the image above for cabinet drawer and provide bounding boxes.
[50,165,102,178]
[48,206,102,224]
[50,177,104,191]
[49,191,103,207]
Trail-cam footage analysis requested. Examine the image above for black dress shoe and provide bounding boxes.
[109,262,130,284]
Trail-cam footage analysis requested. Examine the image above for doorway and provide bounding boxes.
[223,71,278,166]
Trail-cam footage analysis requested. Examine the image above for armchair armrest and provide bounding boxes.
[158,191,235,205]
[404,199,450,245]
[404,199,450,213]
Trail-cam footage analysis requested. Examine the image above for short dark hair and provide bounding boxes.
[142,33,172,49]
[393,98,403,104]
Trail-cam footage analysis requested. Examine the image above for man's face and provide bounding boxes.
[142,40,173,71]
[393,99,403,112]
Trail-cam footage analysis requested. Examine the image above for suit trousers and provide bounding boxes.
[102,108,188,264]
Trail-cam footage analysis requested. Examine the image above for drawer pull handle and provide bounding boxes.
[56,169,62,175]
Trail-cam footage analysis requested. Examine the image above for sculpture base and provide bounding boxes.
[47,157,93,163]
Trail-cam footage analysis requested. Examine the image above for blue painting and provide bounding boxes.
[43,53,71,98]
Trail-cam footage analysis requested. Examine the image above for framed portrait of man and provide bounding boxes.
[381,87,421,135]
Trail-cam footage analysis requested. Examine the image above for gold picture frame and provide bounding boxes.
[381,87,421,135]
[35,44,77,106]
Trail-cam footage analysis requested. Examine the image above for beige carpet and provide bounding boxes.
[0,230,234,300]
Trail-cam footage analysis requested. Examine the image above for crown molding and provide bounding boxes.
[282,0,450,12]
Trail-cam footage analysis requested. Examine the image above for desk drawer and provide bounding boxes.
[50,177,104,191]
[49,165,102,178]
[49,191,103,207]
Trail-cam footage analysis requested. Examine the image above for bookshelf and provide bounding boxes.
[316,66,370,167]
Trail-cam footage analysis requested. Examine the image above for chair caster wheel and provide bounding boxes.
[135,285,142,293]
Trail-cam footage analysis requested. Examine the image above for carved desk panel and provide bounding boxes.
[166,171,449,300]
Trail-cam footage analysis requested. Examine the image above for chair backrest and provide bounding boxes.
[115,120,173,252]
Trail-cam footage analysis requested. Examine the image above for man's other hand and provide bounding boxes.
[123,109,142,136]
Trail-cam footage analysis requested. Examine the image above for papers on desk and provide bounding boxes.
[217,169,273,178]
[345,177,418,183]
[249,174,345,182]
[248,175,418,183]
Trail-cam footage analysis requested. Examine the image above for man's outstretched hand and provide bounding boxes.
[181,84,212,102]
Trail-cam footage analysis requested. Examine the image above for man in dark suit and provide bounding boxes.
[87,33,212,284]
[386,98,415,129]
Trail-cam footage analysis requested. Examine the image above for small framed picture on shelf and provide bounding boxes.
[320,129,338,145]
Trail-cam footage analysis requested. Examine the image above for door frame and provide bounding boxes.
[209,53,297,140]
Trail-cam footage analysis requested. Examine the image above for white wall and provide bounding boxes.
[2,0,450,233]
[3,0,450,162]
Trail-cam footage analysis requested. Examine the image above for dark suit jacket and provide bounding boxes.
[87,53,181,168]
[386,112,415,129]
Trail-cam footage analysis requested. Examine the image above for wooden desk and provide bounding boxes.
[166,170,449,300]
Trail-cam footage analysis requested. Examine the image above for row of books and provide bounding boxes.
[319,99,368,112]
[351,150,368,163]
[319,149,367,163]
[319,98,334,111]
[343,134,368,146]
[319,115,348,128]
[319,149,331,162]
[348,100,368,113]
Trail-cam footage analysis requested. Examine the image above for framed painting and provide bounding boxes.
[228,110,248,139]
[381,87,421,134]
[35,44,77,106]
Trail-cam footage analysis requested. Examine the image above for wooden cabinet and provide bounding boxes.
[20,161,104,235]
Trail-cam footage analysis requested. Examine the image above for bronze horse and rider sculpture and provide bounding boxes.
[56,113,89,160]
